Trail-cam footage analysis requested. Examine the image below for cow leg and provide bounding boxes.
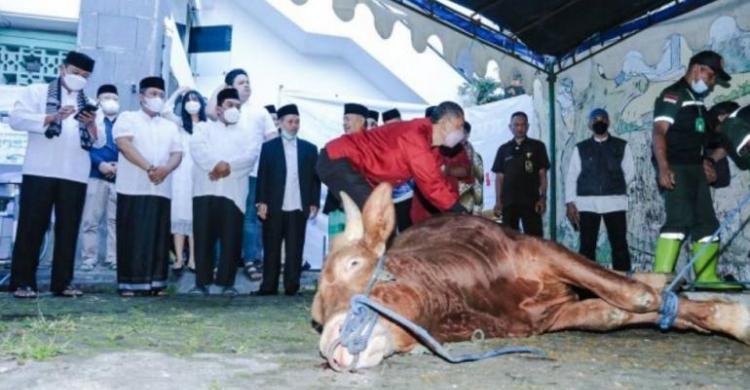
[547,298,704,333]
[549,247,661,313]
[548,298,750,344]
[614,271,671,292]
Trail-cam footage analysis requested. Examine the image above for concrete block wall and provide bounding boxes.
[77,0,171,109]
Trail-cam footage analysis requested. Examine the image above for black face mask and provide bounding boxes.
[592,121,608,135]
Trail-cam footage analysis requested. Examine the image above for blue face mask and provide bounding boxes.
[281,129,296,140]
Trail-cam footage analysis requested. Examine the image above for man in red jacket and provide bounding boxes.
[317,101,468,214]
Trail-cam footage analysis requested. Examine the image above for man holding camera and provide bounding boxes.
[8,51,104,298]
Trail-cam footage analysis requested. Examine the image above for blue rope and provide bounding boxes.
[658,291,679,330]
[349,294,546,363]
[336,255,545,366]
[657,190,750,329]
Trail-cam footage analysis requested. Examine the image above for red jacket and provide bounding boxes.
[325,118,458,210]
[410,145,473,224]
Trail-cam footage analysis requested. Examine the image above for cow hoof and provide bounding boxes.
[738,306,750,345]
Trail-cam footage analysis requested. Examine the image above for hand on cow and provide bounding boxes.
[256,203,268,220]
[535,198,546,215]
[703,159,717,184]
[309,205,318,219]
[493,202,503,219]
[566,202,579,231]
[658,165,676,190]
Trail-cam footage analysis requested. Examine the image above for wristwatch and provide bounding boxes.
[146,164,156,173]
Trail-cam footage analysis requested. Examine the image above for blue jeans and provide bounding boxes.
[243,176,263,264]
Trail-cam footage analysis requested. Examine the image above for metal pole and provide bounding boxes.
[546,69,557,241]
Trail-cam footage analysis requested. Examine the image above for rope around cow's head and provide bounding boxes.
[331,255,546,372]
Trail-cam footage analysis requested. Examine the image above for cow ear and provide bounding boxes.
[362,183,395,256]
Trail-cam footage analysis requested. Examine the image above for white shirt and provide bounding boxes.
[190,120,258,213]
[564,136,635,213]
[113,110,183,199]
[9,83,105,183]
[240,102,277,177]
[281,137,303,211]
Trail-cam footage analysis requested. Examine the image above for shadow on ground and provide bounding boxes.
[1,294,749,389]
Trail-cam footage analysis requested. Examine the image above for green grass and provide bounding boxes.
[0,294,320,363]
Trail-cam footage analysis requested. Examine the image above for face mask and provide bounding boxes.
[592,121,608,135]
[281,129,296,140]
[100,99,120,116]
[690,78,709,94]
[223,107,240,124]
[443,127,465,148]
[143,96,164,113]
[184,100,201,114]
[63,73,87,91]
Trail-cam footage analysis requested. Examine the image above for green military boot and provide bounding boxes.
[692,241,744,291]
[652,236,682,273]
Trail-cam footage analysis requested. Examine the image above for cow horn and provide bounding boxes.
[340,191,364,242]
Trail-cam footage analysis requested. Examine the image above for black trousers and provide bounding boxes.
[579,210,631,271]
[193,196,243,288]
[316,148,372,211]
[116,194,171,292]
[10,175,86,292]
[260,209,307,295]
[502,204,543,237]
[394,198,413,232]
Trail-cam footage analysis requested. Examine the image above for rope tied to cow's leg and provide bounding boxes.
[656,190,750,330]
[658,291,679,331]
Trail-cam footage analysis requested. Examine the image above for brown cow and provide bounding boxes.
[312,183,750,372]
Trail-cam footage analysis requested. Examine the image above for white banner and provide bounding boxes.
[280,90,535,269]
[0,85,28,165]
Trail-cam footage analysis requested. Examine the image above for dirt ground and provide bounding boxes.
[1,293,748,390]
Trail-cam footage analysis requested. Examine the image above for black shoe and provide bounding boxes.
[250,289,277,296]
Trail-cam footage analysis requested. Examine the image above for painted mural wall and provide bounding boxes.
[530,0,750,280]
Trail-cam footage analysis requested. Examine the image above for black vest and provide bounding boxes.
[576,136,627,196]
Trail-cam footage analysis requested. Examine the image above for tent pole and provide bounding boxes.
[546,69,557,241]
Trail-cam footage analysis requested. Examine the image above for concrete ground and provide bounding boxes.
[1,292,748,390]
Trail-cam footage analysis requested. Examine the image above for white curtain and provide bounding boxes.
[280,89,535,268]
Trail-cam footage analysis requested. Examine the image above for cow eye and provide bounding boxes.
[347,259,360,271]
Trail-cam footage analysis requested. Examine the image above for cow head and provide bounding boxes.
[312,183,396,371]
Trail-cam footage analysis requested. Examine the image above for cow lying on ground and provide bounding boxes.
[312,183,750,371]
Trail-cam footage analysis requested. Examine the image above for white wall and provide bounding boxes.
[193,0,405,107]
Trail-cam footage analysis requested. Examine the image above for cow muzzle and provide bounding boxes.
[320,312,392,372]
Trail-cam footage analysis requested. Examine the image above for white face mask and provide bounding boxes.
[443,127,465,148]
[691,78,709,94]
[184,100,201,114]
[281,129,296,140]
[100,99,120,116]
[144,96,164,113]
[223,107,240,124]
[63,74,87,91]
